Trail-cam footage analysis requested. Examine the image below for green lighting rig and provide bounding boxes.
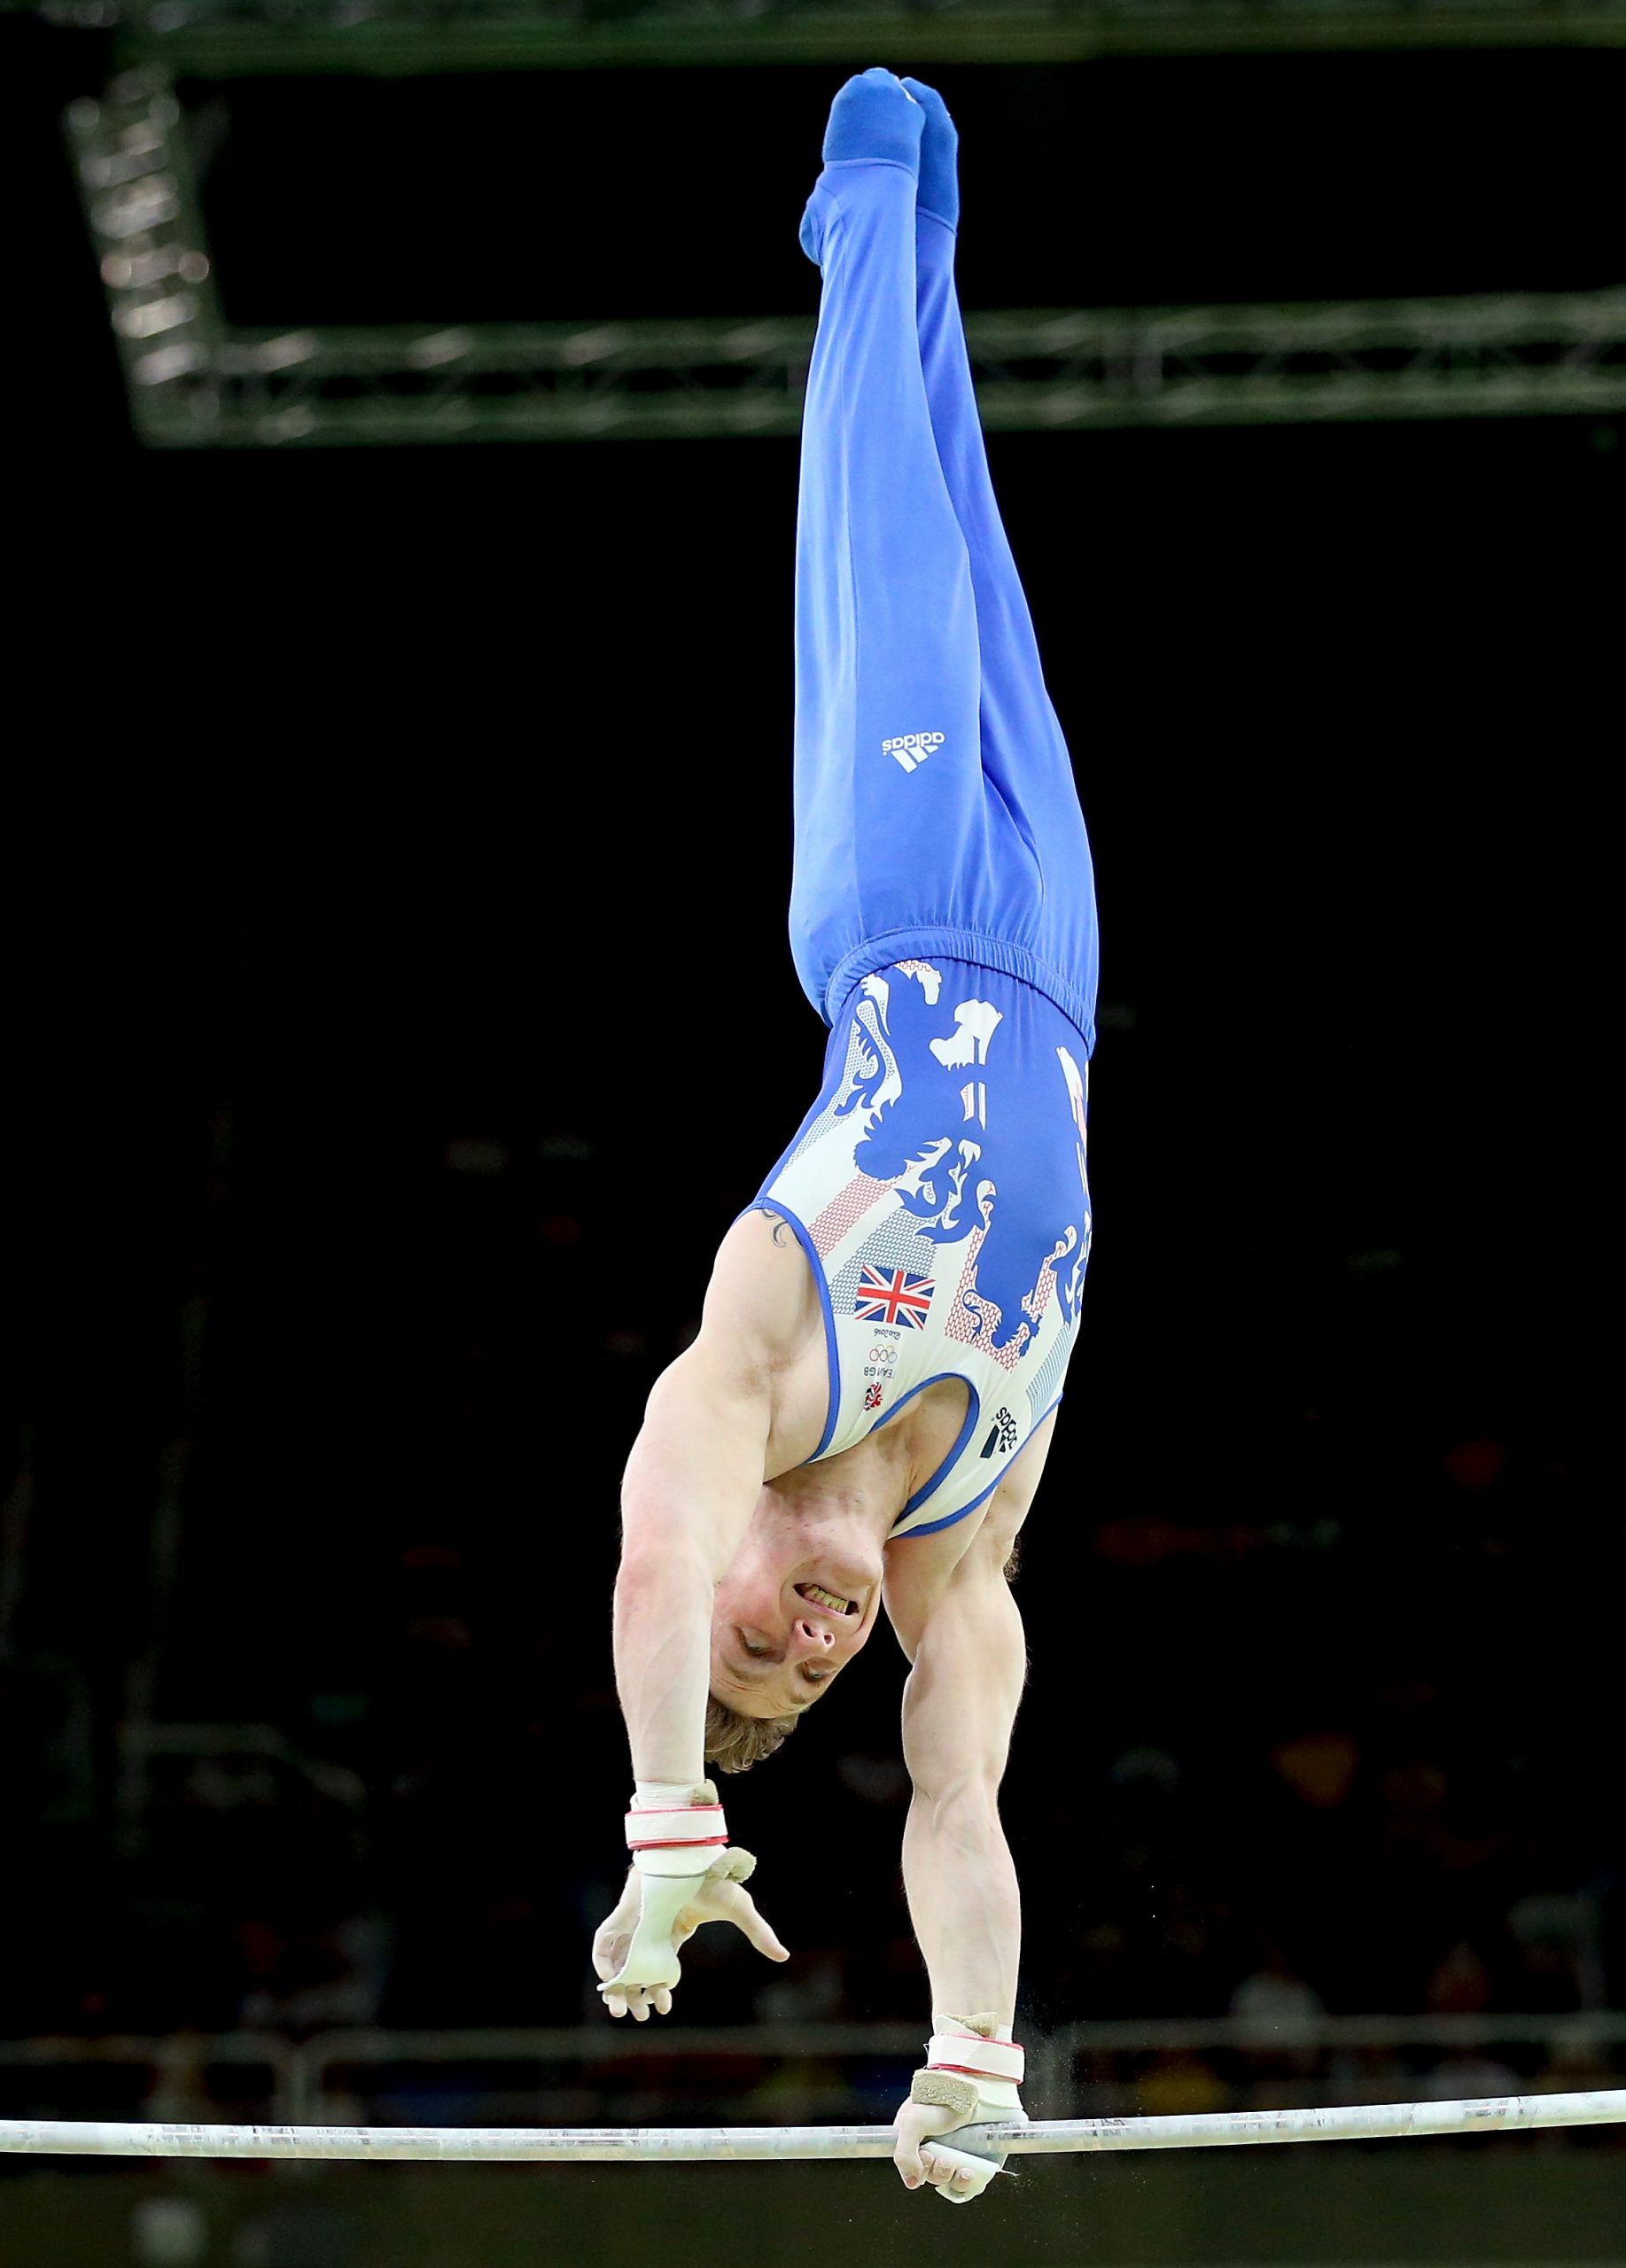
[66,65,1626,446]
[34,0,1626,74]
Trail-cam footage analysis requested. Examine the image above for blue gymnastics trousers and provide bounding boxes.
[790,155,1100,1053]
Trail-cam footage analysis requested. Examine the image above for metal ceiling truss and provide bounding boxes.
[69,66,1626,445]
[34,0,1626,73]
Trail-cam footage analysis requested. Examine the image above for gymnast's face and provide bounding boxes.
[709,1506,883,1719]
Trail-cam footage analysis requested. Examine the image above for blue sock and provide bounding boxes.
[900,77,958,229]
[821,67,923,175]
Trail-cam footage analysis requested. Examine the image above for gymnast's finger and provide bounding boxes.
[724,1886,790,1961]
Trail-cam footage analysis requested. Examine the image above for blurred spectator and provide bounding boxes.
[237,1911,387,2033]
[139,2031,225,2124]
[1428,1939,1493,2016]
[1137,2053,1228,2116]
[1230,1940,1325,2057]
[1423,2052,1521,2103]
[1532,2020,1616,2096]
[1271,1731,1359,1814]
[1503,1892,1599,2013]
[756,1949,849,2025]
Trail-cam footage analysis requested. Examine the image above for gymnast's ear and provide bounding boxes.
[705,1694,799,1772]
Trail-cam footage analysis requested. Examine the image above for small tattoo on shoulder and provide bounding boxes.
[753,1206,790,1247]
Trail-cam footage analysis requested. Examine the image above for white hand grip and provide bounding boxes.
[600,1873,695,1992]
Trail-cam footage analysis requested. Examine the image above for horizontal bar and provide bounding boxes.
[2,2090,1623,2162]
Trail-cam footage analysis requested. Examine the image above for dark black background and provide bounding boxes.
[2,14,1617,2075]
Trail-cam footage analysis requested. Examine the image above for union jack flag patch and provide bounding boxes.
[852,1265,935,1329]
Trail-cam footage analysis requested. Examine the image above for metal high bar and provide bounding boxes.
[2,2089,1623,2163]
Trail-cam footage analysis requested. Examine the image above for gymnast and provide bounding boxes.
[594,71,1099,2205]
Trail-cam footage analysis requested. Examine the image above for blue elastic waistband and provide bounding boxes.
[823,927,1097,1057]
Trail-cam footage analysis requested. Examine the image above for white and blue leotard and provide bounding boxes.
[759,132,1101,1534]
[754,959,1091,1536]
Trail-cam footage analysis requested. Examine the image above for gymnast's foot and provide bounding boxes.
[822,66,922,169]
[800,68,922,265]
[900,77,958,230]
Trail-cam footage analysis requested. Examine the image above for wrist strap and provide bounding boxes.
[926,2032,1024,2085]
[625,1783,728,1878]
[625,1804,727,1850]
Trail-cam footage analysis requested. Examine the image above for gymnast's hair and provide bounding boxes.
[705,1695,799,1773]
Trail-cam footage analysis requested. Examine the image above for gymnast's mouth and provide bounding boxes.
[796,1582,859,1617]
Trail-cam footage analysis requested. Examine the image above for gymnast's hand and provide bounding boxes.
[891,2094,1012,2204]
[592,1858,790,2020]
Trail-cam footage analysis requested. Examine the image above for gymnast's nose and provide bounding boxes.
[794,1617,836,1651]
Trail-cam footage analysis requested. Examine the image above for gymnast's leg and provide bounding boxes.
[902,79,1098,1029]
[789,71,990,1027]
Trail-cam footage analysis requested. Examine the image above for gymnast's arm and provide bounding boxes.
[595,1225,810,2015]
[896,1524,1028,2029]
[615,1243,780,1783]
[615,1351,765,1779]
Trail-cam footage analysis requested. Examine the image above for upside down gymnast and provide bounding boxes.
[593,70,1099,2205]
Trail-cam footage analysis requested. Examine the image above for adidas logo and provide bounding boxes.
[884,731,945,774]
[980,1407,1018,1459]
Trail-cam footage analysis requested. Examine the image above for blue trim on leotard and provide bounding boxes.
[897,1470,1002,1539]
[891,1392,1065,1538]
[881,1373,982,1523]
